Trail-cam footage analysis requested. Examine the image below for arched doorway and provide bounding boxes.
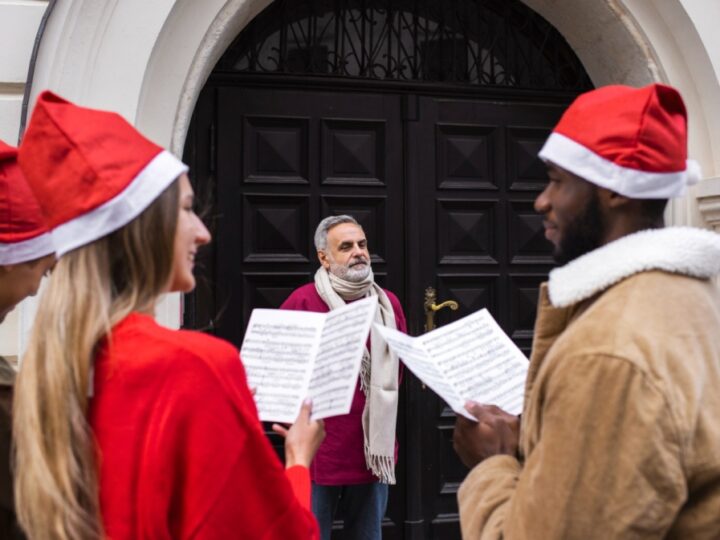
[183,0,591,537]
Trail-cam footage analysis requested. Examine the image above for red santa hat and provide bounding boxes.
[18,91,188,256]
[538,83,701,199]
[0,140,55,265]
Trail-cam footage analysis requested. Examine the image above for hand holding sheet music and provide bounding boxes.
[241,296,378,423]
[374,308,528,419]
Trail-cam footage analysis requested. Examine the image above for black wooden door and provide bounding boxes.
[211,84,409,539]
[401,95,563,538]
[184,82,568,539]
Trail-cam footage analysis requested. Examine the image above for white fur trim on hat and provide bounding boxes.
[538,133,699,199]
[548,227,720,308]
[0,232,55,265]
[52,150,188,257]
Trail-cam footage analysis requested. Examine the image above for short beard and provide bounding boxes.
[554,190,605,265]
[328,258,371,283]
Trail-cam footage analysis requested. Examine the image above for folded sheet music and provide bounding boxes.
[241,296,378,423]
[374,309,528,419]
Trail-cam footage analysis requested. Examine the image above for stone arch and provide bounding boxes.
[138,0,720,201]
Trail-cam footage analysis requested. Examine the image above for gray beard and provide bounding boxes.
[329,261,371,282]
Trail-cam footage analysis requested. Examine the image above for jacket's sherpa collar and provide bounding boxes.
[548,227,720,308]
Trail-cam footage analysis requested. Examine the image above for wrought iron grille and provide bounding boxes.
[216,0,592,91]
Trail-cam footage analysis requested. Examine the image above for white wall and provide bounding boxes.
[0,0,46,143]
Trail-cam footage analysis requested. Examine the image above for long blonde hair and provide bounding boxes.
[13,180,179,540]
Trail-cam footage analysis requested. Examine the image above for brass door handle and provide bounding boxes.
[423,286,459,333]
[421,287,458,390]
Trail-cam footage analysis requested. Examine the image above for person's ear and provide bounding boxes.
[317,250,330,269]
[598,187,631,210]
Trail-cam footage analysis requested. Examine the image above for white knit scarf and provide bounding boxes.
[314,267,398,484]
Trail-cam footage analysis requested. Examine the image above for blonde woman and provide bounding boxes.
[13,91,323,540]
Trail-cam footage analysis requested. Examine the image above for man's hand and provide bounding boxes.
[453,401,520,469]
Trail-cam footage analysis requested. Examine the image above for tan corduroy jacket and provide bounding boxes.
[458,227,720,539]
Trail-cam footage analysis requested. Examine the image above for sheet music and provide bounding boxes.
[307,297,378,419]
[242,310,323,423]
[373,326,472,419]
[241,297,378,423]
[375,308,528,418]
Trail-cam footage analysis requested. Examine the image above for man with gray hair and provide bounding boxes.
[281,215,407,539]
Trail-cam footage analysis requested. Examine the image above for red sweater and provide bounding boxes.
[89,313,318,539]
[280,284,407,485]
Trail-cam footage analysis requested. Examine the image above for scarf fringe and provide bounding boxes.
[364,442,396,485]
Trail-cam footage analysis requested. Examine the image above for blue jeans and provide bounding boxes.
[311,482,389,540]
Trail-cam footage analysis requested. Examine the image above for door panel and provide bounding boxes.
[404,96,563,537]
[213,86,407,538]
